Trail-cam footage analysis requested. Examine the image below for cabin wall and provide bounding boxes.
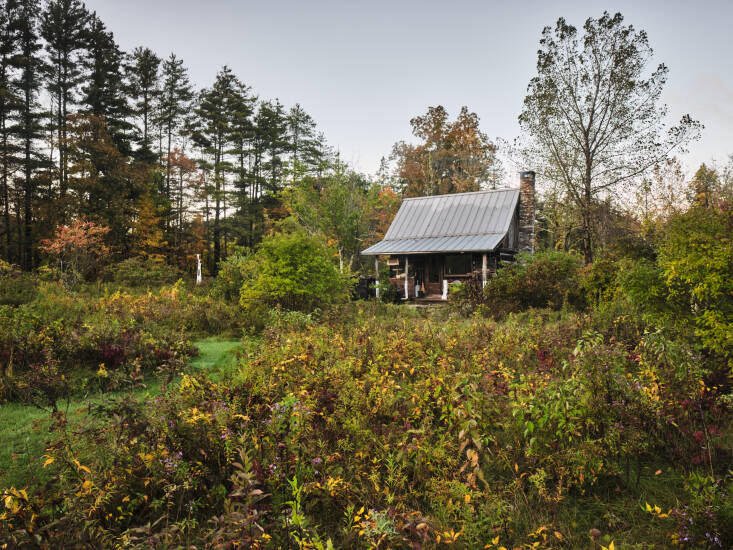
[386,252,500,298]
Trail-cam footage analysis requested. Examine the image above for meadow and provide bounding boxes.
[1,257,730,548]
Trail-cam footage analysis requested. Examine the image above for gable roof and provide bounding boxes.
[361,188,519,255]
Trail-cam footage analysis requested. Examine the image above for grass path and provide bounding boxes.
[0,337,241,489]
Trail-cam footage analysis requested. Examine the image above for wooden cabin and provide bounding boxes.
[361,171,535,301]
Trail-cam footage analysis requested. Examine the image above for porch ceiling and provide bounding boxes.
[361,233,505,255]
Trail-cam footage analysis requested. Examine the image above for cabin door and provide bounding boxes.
[424,255,443,296]
[411,257,425,297]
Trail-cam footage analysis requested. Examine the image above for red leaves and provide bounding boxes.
[39,219,110,256]
[39,219,110,278]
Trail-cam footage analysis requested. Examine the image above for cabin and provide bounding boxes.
[361,171,535,300]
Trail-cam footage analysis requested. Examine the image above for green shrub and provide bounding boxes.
[580,257,619,304]
[658,206,732,359]
[212,251,250,301]
[105,256,183,287]
[0,262,37,306]
[614,205,732,362]
[480,251,585,316]
[616,258,672,314]
[239,231,350,315]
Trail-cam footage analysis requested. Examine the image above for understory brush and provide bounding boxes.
[0,279,241,407]
[2,303,729,548]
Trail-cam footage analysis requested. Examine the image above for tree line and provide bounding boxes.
[0,0,343,274]
[1,3,726,278]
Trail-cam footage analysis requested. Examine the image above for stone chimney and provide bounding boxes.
[518,171,535,254]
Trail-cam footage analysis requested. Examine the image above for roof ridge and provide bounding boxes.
[380,231,507,240]
[402,187,518,201]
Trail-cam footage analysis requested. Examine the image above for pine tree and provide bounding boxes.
[82,14,131,154]
[41,0,89,202]
[0,0,21,262]
[163,147,197,254]
[227,80,255,247]
[192,66,237,272]
[257,99,287,196]
[14,0,47,268]
[286,103,321,180]
[156,53,192,204]
[127,46,160,162]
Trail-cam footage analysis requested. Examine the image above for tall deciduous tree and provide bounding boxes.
[286,168,378,272]
[517,12,701,263]
[392,105,500,197]
[41,0,89,201]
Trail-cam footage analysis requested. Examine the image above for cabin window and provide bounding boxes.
[444,254,472,275]
[388,257,403,278]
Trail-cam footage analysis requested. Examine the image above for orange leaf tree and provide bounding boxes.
[39,219,110,279]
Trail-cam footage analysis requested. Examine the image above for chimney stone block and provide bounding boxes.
[518,171,536,254]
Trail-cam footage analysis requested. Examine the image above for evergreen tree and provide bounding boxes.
[286,103,321,180]
[227,80,255,247]
[0,3,342,271]
[127,46,160,162]
[156,53,192,202]
[0,0,21,262]
[41,0,89,201]
[192,66,236,272]
[82,14,131,154]
[163,147,197,254]
[14,0,47,268]
[257,99,287,196]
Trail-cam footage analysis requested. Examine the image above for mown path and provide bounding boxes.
[0,338,241,488]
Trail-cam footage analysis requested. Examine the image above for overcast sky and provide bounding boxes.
[86,0,733,180]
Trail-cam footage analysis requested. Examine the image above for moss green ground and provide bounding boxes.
[0,338,241,489]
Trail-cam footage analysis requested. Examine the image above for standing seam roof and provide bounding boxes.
[362,188,519,255]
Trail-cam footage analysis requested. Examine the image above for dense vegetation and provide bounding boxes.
[1,192,731,548]
[0,4,731,549]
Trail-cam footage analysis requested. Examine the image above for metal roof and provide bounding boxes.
[362,188,519,255]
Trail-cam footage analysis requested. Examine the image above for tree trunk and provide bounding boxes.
[213,142,221,274]
[143,89,149,152]
[582,177,593,265]
[23,90,33,270]
[1,115,10,262]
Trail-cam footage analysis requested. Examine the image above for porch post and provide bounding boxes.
[482,253,487,287]
[374,257,380,299]
[404,256,409,299]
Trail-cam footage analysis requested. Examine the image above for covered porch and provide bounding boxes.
[374,251,507,301]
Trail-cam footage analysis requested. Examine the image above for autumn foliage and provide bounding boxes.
[39,219,110,280]
[392,106,501,197]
